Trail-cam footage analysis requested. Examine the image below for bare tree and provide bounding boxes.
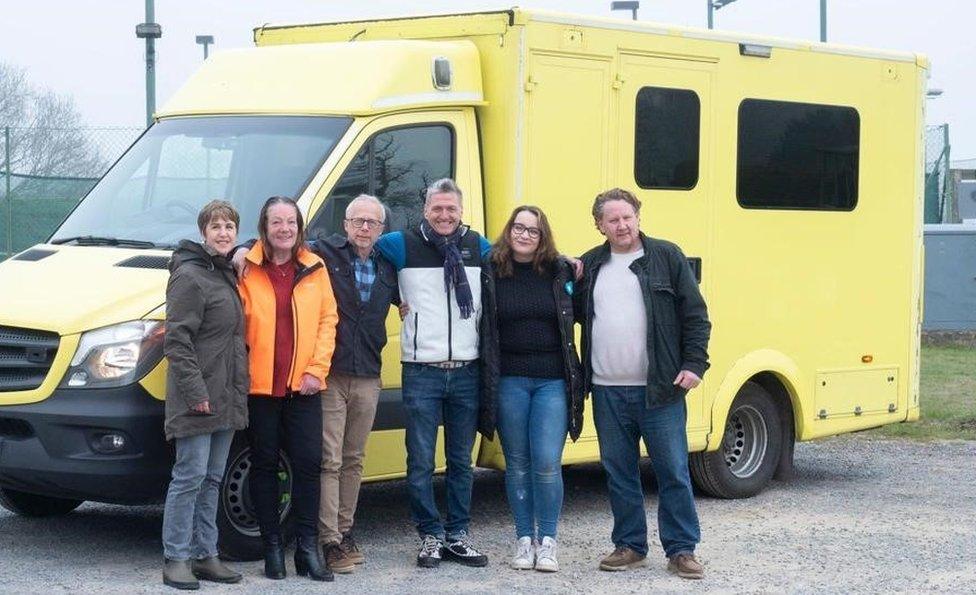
[0,62,106,178]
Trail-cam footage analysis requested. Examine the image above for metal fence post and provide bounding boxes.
[4,126,11,258]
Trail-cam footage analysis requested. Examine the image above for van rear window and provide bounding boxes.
[737,99,860,211]
[634,86,700,190]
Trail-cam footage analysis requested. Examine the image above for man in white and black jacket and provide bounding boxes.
[374,178,491,569]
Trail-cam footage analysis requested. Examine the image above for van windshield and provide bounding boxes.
[52,116,352,248]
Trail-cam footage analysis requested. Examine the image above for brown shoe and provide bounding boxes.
[340,532,365,565]
[667,553,704,579]
[323,542,356,574]
[599,547,648,571]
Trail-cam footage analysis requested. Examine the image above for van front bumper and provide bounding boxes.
[0,385,171,504]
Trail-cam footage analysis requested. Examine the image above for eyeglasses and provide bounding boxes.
[346,217,385,230]
[511,222,542,239]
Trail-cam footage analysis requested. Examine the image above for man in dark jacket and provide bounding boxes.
[311,194,399,573]
[574,188,711,579]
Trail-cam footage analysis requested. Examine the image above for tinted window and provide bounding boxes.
[634,87,700,190]
[737,99,859,210]
[309,125,454,238]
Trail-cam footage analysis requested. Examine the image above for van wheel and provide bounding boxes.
[0,487,83,516]
[217,432,295,561]
[690,381,782,499]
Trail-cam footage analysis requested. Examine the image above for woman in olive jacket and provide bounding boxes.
[161,200,249,590]
[479,205,584,574]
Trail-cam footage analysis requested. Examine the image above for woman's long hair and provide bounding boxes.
[257,196,305,263]
[490,205,559,278]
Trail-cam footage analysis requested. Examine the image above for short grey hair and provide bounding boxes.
[345,194,386,222]
[424,178,463,207]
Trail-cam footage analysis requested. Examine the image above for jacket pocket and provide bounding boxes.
[650,279,679,328]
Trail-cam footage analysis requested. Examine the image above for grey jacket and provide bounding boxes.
[164,240,249,440]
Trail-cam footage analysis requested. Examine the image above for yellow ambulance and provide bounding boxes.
[0,9,924,559]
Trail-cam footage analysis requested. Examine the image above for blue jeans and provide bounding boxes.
[592,385,700,558]
[401,362,479,539]
[496,376,568,540]
[161,430,235,560]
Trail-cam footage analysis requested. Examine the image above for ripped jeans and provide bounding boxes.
[496,376,568,540]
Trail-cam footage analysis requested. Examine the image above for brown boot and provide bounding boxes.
[163,559,200,590]
[340,532,365,565]
[191,556,242,584]
[324,542,356,574]
[667,553,704,579]
[599,547,648,571]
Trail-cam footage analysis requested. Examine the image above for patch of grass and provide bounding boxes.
[873,346,976,441]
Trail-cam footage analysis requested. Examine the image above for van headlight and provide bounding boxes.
[60,321,165,389]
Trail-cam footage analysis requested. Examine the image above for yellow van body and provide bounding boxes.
[0,9,923,557]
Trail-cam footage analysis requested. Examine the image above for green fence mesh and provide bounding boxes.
[1,126,142,258]
[925,124,953,224]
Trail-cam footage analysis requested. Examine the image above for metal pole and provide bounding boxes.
[820,0,827,42]
[203,42,209,59]
[5,127,11,258]
[145,0,156,127]
[942,124,951,222]
[708,1,714,29]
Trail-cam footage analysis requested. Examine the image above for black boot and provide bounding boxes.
[263,534,286,580]
[295,536,334,582]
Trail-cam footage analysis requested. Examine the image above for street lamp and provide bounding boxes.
[707,0,738,30]
[135,0,161,128]
[611,1,639,21]
[195,35,214,60]
[926,88,944,99]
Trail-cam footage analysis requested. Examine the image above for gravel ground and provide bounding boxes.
[1,435,974,594]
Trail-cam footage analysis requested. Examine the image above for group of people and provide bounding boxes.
[159,178,712,590]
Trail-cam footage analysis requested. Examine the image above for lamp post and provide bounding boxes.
[135,0,161,128]
[708,0,738,29]
[820,0,827,42]
[610,1,640,21]
[195,35,214,60]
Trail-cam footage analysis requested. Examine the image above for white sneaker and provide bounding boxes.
[535,536,558,572]
[510,536,534,570]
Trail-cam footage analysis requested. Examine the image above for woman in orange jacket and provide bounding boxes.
[238,196,338,582]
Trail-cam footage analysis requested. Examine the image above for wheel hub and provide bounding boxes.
[721,404,769,479]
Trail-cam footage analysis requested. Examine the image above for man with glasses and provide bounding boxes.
[310,194,399,574]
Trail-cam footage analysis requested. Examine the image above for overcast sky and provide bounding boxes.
[3,1,973,158]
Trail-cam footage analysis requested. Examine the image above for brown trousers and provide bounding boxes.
[318,372,382,545]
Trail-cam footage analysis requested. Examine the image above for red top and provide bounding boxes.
[265,259,296,397]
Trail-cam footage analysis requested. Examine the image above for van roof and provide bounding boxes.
[254,7,924,66]
[155,39,484,119]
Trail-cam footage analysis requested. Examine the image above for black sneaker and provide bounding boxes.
[442,531,488,567]
[417,534,442,568]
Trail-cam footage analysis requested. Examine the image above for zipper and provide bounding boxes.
[412,312,419,360]
[446,285,453,361]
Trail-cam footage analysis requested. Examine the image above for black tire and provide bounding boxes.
[690,381,782,499]
[0,487,83,517]
[217,432,295,561]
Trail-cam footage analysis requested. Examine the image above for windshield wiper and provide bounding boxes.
[51,236,161,249]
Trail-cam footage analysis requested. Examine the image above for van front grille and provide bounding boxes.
[0,326,59,392]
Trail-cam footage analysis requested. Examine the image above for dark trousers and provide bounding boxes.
[247,394,323,541]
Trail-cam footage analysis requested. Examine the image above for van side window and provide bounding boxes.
[737,99,860,210]
[309,125,454,238]
[634,86,700,190]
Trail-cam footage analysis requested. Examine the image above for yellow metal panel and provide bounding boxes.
[815,368,898,418]
[157,41,484,119]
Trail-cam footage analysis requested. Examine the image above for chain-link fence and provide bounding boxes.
[1,126,143,259]
[925,123,954,224]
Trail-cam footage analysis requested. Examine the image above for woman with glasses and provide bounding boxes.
[479,206,584,573]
